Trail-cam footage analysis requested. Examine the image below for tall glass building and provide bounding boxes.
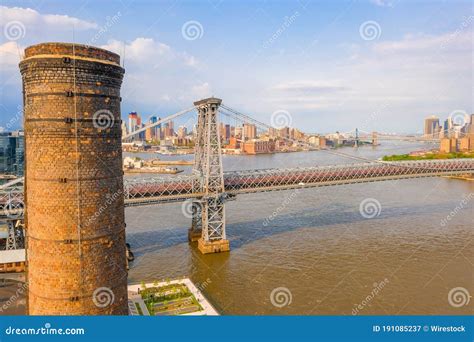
[0,131,24,176]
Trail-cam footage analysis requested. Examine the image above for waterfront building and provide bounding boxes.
[424,116,440,138]
[241,139,275,154]
[145,127,153,141]
[291,128,304,140]
[243,123,257,140]
[155,117,162,139]
[279,127,290,139]
[234,126,243,139]
[0,131,24,176]
[439,137,458,153]
[150,116,158,139]
[225,124,231,141]
[177,126,188,139]
[161,122,175,139]
[442,118,452,138]
[319,136,327,148]
[121,121,128,138]
[145,116,158,141]
[128,112,138,134]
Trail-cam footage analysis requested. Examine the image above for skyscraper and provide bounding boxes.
[225,124,231,141]
[424,116,440,138]
[128,112,138,134]
[177,126,188,139]
[150,116,158,139]
[0,131,24,176]
[243,123,257,140]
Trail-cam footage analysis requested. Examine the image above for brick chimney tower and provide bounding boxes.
[20,43,128,315]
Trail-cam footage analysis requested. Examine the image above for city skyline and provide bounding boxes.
[0,1,472,134]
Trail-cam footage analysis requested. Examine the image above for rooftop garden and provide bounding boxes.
[140,281,203,316]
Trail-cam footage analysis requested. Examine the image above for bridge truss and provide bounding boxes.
[121,158,474,205]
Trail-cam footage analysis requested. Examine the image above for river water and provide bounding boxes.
[3,141,473,315]
[126,141,473,315]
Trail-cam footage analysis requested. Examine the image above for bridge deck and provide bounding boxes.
[1,159,473,215]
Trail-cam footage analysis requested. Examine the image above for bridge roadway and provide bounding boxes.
[1,159,473,218]
[124,158,474,205]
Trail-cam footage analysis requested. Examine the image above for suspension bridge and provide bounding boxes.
[1,97,473,253]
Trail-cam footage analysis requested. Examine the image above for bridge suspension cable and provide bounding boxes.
[219,104,472,172]
[219,104,379,164]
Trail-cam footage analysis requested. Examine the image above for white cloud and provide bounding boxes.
[0,6,97,30]
[370,0,394,7]
[191,82,212,99]
[239,28,472,131]
[373,31,471,55]
[99,38,205,112]
[273,81,349,93]
[0,42,22,68]
[102,38,171,65]
[101,38,199,70]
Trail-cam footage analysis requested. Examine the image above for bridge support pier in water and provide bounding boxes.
[188,200,202,242]
[190,98,230,254]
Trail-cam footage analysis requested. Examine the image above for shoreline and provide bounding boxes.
[443,175,474,181]
[124,168,184,174]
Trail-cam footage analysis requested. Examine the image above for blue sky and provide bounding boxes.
[0,0,472,133]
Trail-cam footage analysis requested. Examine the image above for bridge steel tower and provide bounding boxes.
[190,98,230,254]
[20,43,128,315]
[372,131,378,146]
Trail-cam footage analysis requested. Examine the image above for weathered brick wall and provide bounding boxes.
[24,43,121,64]
[20,43,128,315]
